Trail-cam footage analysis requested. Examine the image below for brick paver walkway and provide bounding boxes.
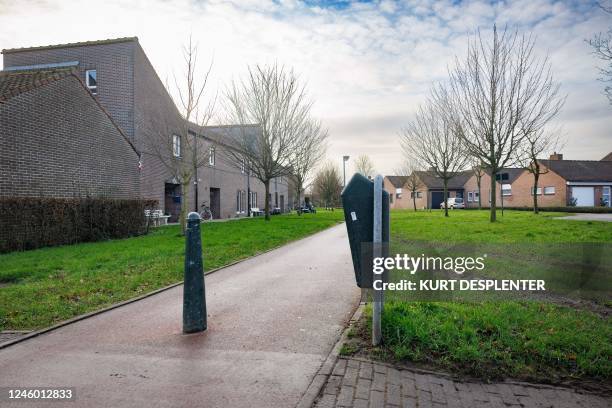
[313,357,609,408]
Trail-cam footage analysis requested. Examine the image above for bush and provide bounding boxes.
[464,206,612,214]
[0,197,157,253]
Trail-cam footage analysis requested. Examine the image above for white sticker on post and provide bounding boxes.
[350,211,357,221]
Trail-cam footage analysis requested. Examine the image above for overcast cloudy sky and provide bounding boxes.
[1,0,610,174]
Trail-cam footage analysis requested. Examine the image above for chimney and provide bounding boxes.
[549,152,563,161]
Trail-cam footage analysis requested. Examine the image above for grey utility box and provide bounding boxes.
[341,173,390,288]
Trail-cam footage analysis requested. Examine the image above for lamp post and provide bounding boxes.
[343,155,350,187]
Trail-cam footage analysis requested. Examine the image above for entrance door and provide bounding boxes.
[572,187,594,206]
[164,183,181,223]
[210,188,221,219]
[430,191,444,209]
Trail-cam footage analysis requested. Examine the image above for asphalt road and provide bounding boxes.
[0,224,360,408]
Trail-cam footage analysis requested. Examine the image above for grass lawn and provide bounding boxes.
[352,210,612,386]
[0,210,344,331]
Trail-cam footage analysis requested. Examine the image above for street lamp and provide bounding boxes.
[343,155,350,187]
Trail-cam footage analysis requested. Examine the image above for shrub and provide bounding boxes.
[0,197,157,253]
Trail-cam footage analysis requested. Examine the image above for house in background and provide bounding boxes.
[384,171,472,209]
[385,152,612,210]
[2,37,289,220]
[0,67,140,199]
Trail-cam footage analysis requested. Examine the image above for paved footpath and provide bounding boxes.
[0,224,361,408]
[314,357,609,408]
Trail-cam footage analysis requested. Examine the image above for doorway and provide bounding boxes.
[210,188,221,219]
[280,195,285,213]
[164,183,181,223]
[430,191,444,209]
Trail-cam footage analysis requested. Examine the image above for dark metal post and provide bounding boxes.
[247,162,251,217]
[183,212,206,333]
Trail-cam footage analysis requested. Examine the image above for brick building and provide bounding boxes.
[2,37,289,220]
[386,152,612,210]
[0,67,140,199]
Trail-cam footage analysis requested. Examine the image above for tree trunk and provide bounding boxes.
[533,173,540,214]
[443,180,449,217]
[412,190,417,212]
[180,178,191,234]
[296,185,302,216]
[490,171,497,222]
[264,179,271,221]
[477,178,482,209]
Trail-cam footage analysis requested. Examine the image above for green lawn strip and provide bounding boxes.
[367,301,611,382]
[0,211,344,331]
[365,209,612,383]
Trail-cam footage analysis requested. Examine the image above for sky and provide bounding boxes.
[1,0,611,175]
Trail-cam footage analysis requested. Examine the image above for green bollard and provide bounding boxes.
[183,212,207,334]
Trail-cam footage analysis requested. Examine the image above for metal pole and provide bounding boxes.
[247,162,251,217]
[372,175,383,346]
[343,161,346,188]
[183,212,207,333]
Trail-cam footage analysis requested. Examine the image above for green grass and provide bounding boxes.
[0,211,344,331]
[370,209,612,384]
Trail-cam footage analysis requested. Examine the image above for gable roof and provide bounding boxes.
[602,152,612,162]
[0,67,139,157]
[2,37,137,54]
[539,159,612,182]
[414,170,473,190]
[0,67,75,103]
[488,168,524,184]
[385,176,409,188]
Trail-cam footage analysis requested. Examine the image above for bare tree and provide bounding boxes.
[588,2,612,104]
[142,36,215,232]
[313,162,342,209]
[518,129,563,214]
[394,162,424,211]
[446,25,564,221]
[290,119,328,215]
[469,158,487,209]
[354,154,376,179]
[223,64,311,220]
[401,94,470,217]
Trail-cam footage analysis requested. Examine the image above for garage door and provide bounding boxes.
[431,191,444,209]
[572,187,594,206]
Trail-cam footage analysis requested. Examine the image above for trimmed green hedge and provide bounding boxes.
[0,197,157,253]
[464,206,612,213]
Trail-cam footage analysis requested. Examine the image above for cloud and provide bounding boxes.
[0,0,610,174]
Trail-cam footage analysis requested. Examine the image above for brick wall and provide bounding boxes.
[463,167,567,208]
[3,39,137,141]
[0,75,140,199]
[384,178,428,210]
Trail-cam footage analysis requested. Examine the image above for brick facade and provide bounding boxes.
[3,38,289,219]
[0,73,140,199]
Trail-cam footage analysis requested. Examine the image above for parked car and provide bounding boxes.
[300,204,317,214]
[440,197,465,209]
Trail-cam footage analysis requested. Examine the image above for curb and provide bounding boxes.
[0,222,345,351]
[296,300,365,408]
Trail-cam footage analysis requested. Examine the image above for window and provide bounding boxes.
[474,191,479,201]
[209,147,215,166]
[468,192,474,202]
[531,187,542,196]
[501,184,512,196]
[240,159,246,173]
[236,190,247,213]
[543,186,555,195]
[396,188,402,199]
[172,135,181,157]
[85,69,97,94]
[603,187,610,207]
[410,191,422,198]
[249,191,258,208]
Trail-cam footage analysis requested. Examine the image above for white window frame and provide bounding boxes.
[543,186,555,195]
[240,159,246,173]
[85,69,97,94]
[468,192,474,202]
[531,187,542,196]
[209,147,215,166]
[172,135,181,158]
[603,186,611,207]
[501,184,512,196]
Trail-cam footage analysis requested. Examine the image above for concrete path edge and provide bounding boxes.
[296,300,365,408]
[0,224,343,350]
